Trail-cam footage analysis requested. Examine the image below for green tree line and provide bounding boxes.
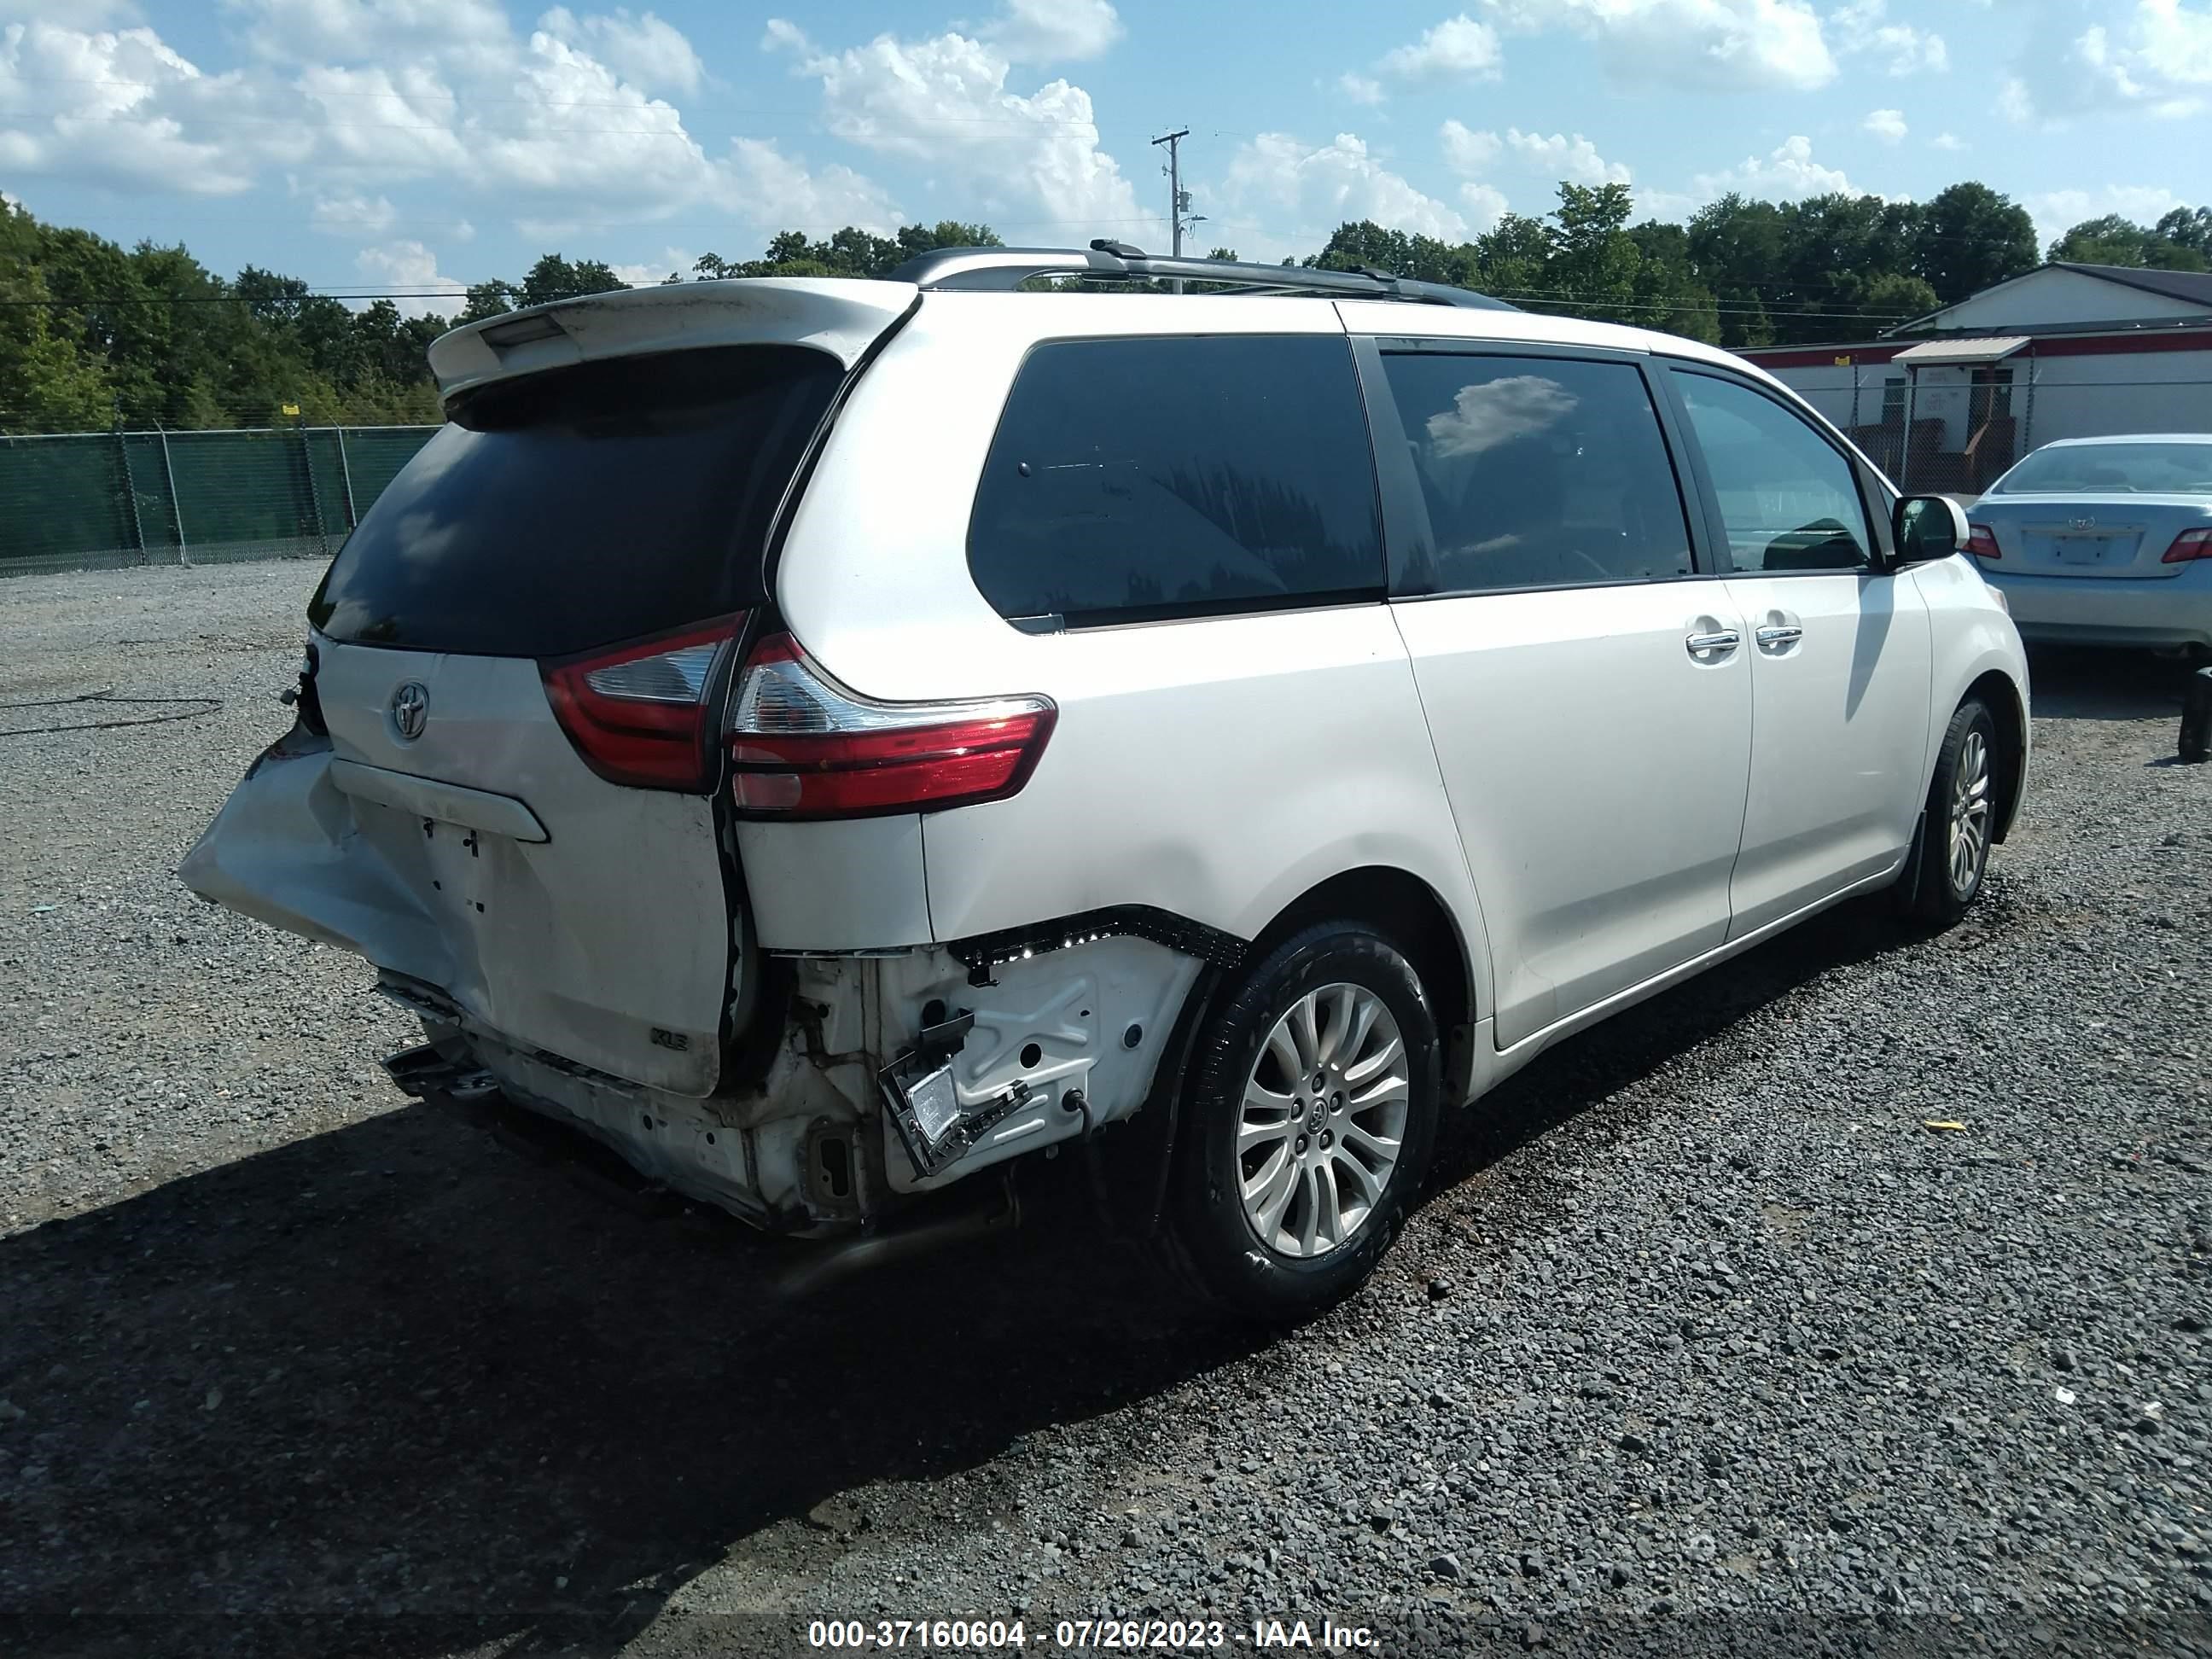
[3,183,2204,436]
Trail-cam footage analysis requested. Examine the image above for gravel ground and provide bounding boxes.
[3,561,2209,1658]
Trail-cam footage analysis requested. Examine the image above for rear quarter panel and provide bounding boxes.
[773,293,1490,1010]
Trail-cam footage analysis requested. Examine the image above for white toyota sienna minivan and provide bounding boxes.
[181,242,2030,1319]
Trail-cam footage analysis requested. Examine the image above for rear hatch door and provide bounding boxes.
[183,283,911,1094]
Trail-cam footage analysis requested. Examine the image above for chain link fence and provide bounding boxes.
[1773,359,2212,498]
[0,426,438,579]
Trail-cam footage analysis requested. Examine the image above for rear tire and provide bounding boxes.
[1908,696,1998,927]
[1165,922,1441,1323]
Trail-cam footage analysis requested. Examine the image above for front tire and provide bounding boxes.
[1166,922,1441,1322]
[1910,696,1998,926]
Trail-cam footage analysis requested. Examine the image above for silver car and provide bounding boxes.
[1968,434,2212,655]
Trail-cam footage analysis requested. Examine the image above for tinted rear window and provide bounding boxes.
[310,345,841,657]
[967,335,1382,627]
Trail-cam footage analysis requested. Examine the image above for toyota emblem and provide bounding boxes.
[389,680,429,741]
[2069,516,2098,532]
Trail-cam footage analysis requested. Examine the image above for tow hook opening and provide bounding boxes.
[817,1132,853,1200]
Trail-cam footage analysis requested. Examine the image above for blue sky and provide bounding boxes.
[1,0,2206,311]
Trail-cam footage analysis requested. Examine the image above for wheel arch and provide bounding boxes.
[1964,667,2028,845]
[1126,863,1484,1242]
[1239,864,1479,1108]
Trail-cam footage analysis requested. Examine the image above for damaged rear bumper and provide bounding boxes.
[187,727,1208,1241]
[375,928,1202,1238]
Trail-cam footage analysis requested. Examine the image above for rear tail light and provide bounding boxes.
[541,615,743,791]
[1966,524,2001,561]
[2162,527,2212,564]
[726,633,1055,818]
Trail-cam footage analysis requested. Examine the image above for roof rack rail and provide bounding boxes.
[885,241,1516,311]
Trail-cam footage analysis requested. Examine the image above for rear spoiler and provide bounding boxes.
[427,278,920,405]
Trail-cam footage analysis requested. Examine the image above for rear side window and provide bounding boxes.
[1381,352,1694,595]
[967,335,1382,627]
[310,345,841,657]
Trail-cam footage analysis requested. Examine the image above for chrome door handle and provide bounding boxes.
[1755,625,1805,649]
[1685,629,1741,655]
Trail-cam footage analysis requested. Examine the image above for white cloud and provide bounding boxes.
[8,0,137,18]
[353,238,469,315]
[610,245,693,284]
[476,32,906,242]
[1377,13,1505,81]
[1693,134,1861,199]
[1338,72,1384,103]
[2005,0,2212,124]
[1439,118,1501,174]
[1504,127,1630,185]
[1630,133,1874,221]
[230,0,514,72]
[1862,107,1907,143]
[985,0,1124,63]
[1426,372,1580,457]
[310,189,398,233]
[1458,180,1509,230]
[1,9,908,251]
[1830,0,1947,75]
[1441,119,1627,191]
[2024,183,2192,252]
[469,29,711,209]
[538,7,704,94]
[722,137,903,232]
[1481,0,1835,90]
[767,21,1144,237]
[1633,184,1699,220]
[760,17,809,52]
[297,62,470,176]
[0,21,287,195]
[1931,131,1965,151]
[2064,0,2212,115]
[1221,131,1468,261]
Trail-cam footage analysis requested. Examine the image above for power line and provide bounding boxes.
[1487,291,1924,322]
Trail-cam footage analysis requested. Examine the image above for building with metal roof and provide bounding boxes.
[1738,262,2212,494]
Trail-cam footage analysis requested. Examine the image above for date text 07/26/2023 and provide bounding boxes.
[806,1616,1381,1650]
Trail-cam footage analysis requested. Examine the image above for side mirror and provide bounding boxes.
[1893,495,1970,566]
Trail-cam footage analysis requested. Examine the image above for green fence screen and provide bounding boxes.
[0,426,440,578]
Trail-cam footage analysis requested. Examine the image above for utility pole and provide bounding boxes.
[1152,128,1190,293]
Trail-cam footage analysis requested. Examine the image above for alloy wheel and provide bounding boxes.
[1948,727,1992,894]
[1235,982,1410,1259]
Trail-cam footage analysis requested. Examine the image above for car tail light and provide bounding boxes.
[726,633,1055,818]
[541,615,743,791]
[1966,524,2001,561]
[2162,527,2212,564]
